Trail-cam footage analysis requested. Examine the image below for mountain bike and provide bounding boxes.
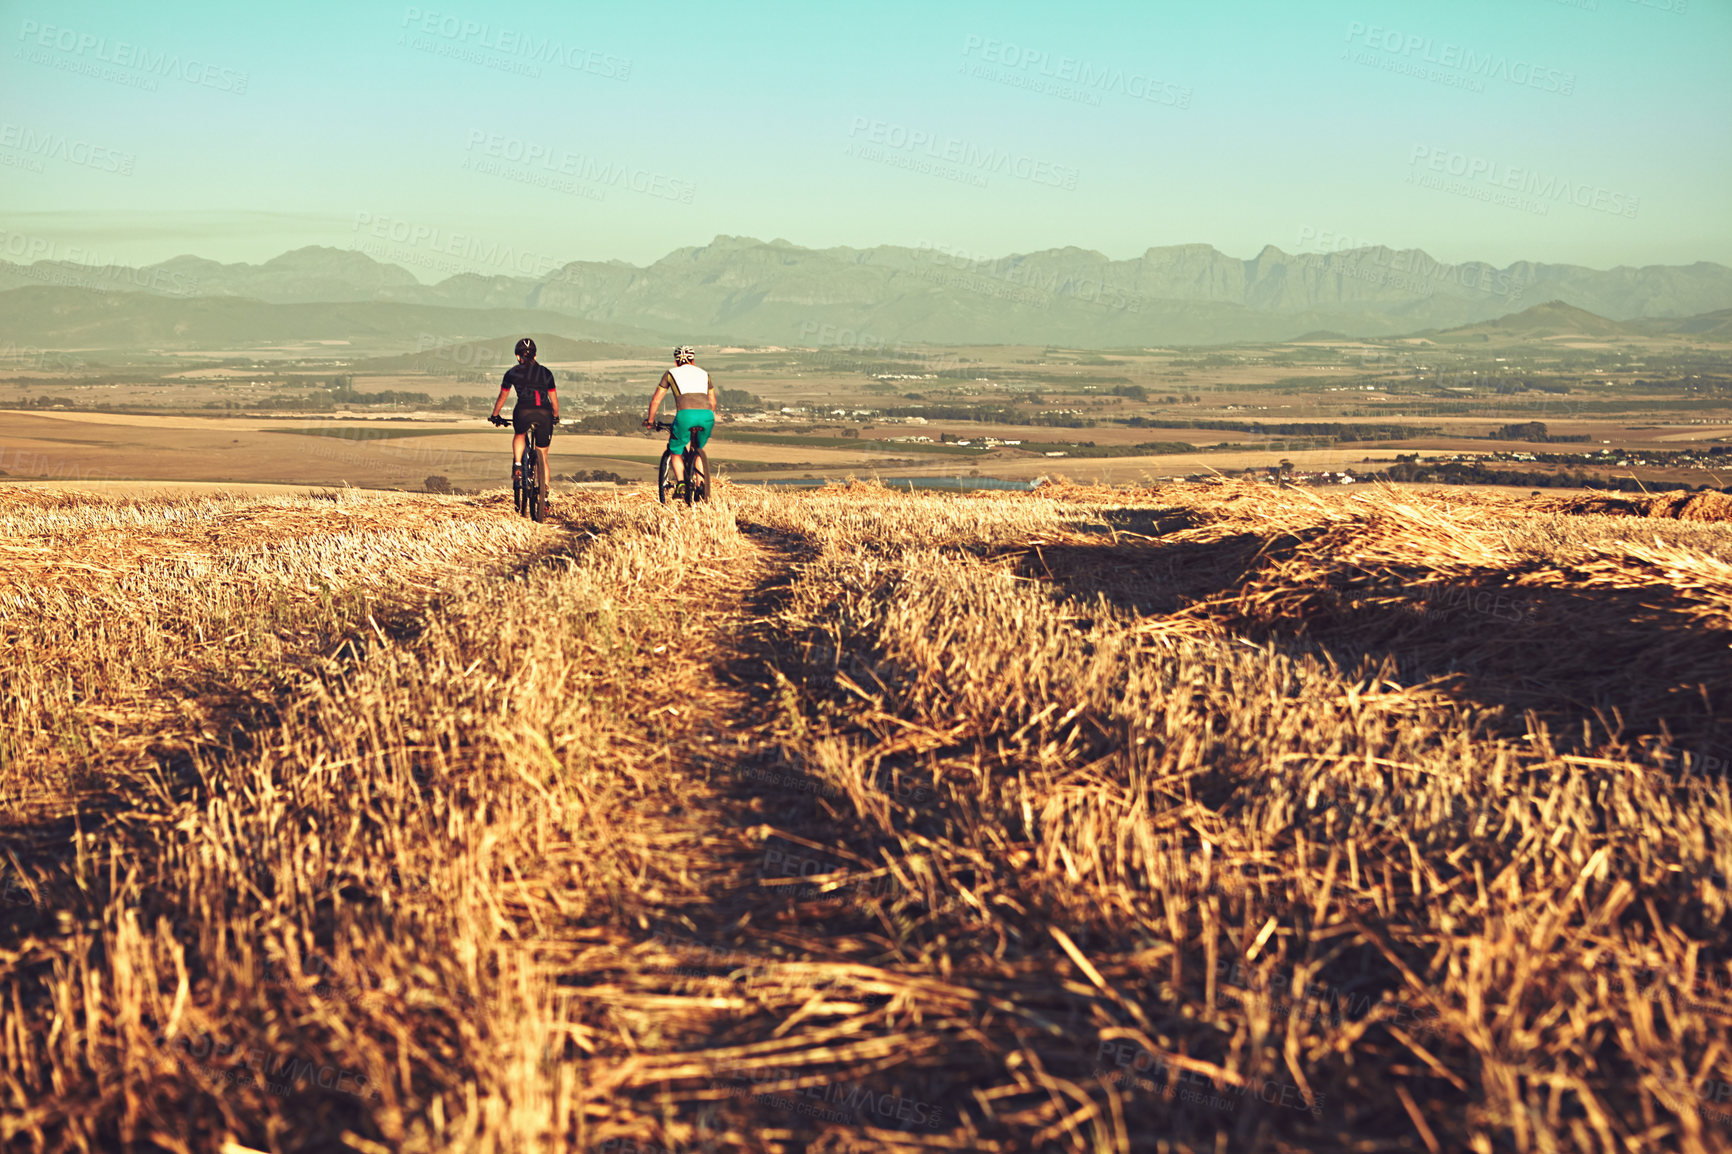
[491,413,552,522]
[651,418,709,506]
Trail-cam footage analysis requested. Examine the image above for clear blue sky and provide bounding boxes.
[1,0,1727,275]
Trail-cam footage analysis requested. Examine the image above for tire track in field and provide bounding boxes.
[588,517,988,1151]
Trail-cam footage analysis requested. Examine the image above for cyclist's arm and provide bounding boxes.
[489,382,512,420]
[707,382,719,422]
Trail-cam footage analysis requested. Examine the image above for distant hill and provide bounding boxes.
[0,246,423,302]
[1430,300,1634,342]
[1662,307,1732,341]
[351,334,653,375]
[1418,300,1732,344]
[2,238,1730,349]
[0,287,669,353]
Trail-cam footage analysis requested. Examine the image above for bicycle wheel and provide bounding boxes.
[680,449,697,507]
[658,451,676,505]
[691,449,710,503]
[532,446,549,521]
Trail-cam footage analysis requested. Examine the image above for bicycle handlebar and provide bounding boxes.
[490,415,559,428]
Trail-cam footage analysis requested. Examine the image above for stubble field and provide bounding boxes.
[1,479,1730,1153]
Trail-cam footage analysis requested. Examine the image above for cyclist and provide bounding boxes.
[490,337,558,488]
[643,346,716,489]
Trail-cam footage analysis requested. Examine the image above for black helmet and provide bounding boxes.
[514,337,536,357]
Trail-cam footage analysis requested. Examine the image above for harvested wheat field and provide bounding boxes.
[2,478,1730,1153]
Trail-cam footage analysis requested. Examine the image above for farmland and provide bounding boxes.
[2,479,1729,1152]
[4,316,1732,494]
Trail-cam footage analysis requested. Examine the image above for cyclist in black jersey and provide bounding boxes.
[489,337,559,486]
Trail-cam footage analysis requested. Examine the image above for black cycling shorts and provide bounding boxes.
[513,406,553,447]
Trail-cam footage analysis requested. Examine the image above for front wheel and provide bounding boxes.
[658,451,676,505]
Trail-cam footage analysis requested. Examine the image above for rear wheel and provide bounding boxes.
[691,450,710,503]
[658,451,676,505]
[528,449,546,522]
[680,449,698,507]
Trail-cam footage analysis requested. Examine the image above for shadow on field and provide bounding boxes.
[1012,533,1273,616]
[1069,507,1213,539]
[1019,536,1732,761]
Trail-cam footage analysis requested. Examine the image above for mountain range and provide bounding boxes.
[2,237,1730,350]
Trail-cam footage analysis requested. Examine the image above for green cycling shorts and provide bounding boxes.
[667,408,714,454]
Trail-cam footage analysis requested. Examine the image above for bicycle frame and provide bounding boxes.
[494,415,550,521]
[651,418,709,506]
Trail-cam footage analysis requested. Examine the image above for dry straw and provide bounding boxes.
[0,479,1728,1152]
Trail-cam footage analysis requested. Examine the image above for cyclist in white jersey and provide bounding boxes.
[643,346,717,488]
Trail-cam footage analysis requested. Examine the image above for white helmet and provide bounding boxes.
[674,346,696,365]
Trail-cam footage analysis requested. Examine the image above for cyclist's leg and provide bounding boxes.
[511,407,535,469]
[666,416,693,482]
[531,412,552,499]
